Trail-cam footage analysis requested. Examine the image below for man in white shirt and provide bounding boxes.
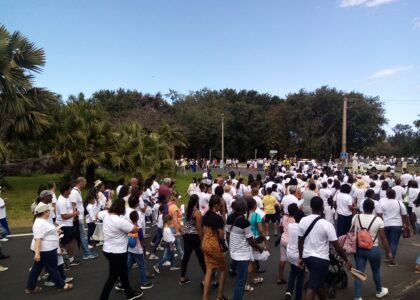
[282,186,300,214]
[70,177,98,260]
[400,169,413,187]
[198,183,211,216]
[223,185,235,215]
[392,179,405,201]
[298,197,351,300]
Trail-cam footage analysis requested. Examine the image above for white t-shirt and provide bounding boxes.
[376,198,407,227]
[69,187,84,220]
[98,211,134,253]
[253,195,264,210]
[198,192,211,216]
[98,192,107,209]
[358,198,379,214]
[157,214,163,228]
[351,214,384,247]
[56,195,74,227]
[407,188,420,208]
[324,205,335,225]
[86,203,97,223]
[401,173,413,186]
[353,188,366,210]
[319,189,331,204]
[298,214,337,261]
[0,197,6,219]
[162,227,175,243]
[50,193,57,219]
[335,193,353,216]
[223,193,235,215]
[392,186,405,201]
[282,194,299,214]
[30,218,59,252]
[286,223,300,266]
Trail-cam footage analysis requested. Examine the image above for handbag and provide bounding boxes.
[338,231,356,254]
[403,188,410,204]
[92,222,104,241]
[398,201,410,239]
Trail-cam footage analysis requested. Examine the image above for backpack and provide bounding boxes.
[127,232,138,248]
[356,215,377,250]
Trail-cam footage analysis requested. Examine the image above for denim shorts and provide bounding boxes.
[303,256,329,290]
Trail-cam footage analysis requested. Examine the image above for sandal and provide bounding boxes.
[59,283,74,291]
[253,277,264,284]
[25,287,42,294]
[277,279,288,285]
[244,284,254,292]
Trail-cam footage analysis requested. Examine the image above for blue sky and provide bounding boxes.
[1,0,419,133]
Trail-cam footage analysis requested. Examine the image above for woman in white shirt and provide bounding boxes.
[25,203,73,294]
[335,184,354,237]
[376,189,410,267]
[352,199,393,300]
[97,198,141,300]
[406,180,420,216]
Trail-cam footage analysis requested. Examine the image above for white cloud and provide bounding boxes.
[367,65,413,80]
[339,0,398,8]
[414,18,420,31]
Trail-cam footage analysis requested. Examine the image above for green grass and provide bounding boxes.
[1,170,232,229]
[1,173,61,228]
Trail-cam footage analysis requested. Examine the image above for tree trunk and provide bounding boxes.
[70,163,82,180]
[85,164,97,187]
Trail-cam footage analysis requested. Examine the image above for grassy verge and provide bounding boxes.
[2,170,231,229]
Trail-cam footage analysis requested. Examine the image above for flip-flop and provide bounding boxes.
[253,277,264,284]
[277,279,288,285]
[244,285,254,292]
[25,287,42,294]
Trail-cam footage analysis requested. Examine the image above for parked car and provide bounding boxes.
[359,161,394,172]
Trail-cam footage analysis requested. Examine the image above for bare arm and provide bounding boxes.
[61,210,79,220]
[194,210,203,239]
[34,239,42,262]
[378,228,393,260]
[331,240,352,269]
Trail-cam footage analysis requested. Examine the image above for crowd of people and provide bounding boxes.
[1,164,420,299]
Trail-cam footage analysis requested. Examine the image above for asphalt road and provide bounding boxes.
[0,227,419,300]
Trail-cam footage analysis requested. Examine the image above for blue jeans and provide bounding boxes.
[174,234,184,258]
[354,246,382,298]
[26,249,64,290]
[232,260,249,300]
[158,247,175,267]
[287,264,305,300]
[384,226,401,258]
[0,218,10,235]
[79,220,95,257]
[127,252,148,285]
[152,228,163,254]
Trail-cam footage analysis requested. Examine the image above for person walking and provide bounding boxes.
[352,199,393,300]
[335,184,354,237]
[97,198,142,300]
[179,194,206,285]
[377,189,410,266]
[25,202,74,294]
[201,195,228,300]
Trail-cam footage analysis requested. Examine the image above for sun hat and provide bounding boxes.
[94,179,103,187]
[39,190,54,199]
[34,202,52,214]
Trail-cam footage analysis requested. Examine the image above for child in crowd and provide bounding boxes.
[85,193,97,247]
[125,211,153,290]
[153,215,179,274]
[149,204,164,260]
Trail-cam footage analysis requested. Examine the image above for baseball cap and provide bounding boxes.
[39,190,54,199]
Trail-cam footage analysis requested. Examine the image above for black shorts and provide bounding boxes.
[61,226,75,246]
[304,256,329,290]
[264,214,278,223]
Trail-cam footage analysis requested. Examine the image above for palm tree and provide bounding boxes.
[52,94,111,184]
[158,123,188,175]
[0,25,50,160]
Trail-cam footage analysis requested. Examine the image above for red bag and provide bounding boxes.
[356,215,377,250]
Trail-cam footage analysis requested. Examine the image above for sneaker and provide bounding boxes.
[387,262,397,267]
[44,281,55,287]
[88,245,93,249]
[179,278,191,285]
[149,254,159,260]
[153,265,160,274]
[285,292,292,300]
[162,261,171,267]
[64,277,73,283]
[0,238,8,242]
[376,287,388,298]
[0,265,8,272]
[126,291,143,300]
[170,266,180,271]
[41,273,50,280]
[63,263,72,271]
[96,242,103,247]
[157,246,164,251]
[83,253,99,260]
[69,259,80,266]
[145,251,150,256]
[150,241,155,247]
[115,283,124,291]
[140,283,154,290]
[174,253,178,258]
[266,236,270,241]
[354,298,363,300]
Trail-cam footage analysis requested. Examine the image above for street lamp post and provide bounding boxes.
[221,112,224,165]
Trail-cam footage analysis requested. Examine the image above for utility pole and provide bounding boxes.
[221,112,224,165]
[341,97,348,167]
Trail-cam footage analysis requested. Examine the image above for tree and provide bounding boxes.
[0,25,52,161]
[52,94,111,185]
